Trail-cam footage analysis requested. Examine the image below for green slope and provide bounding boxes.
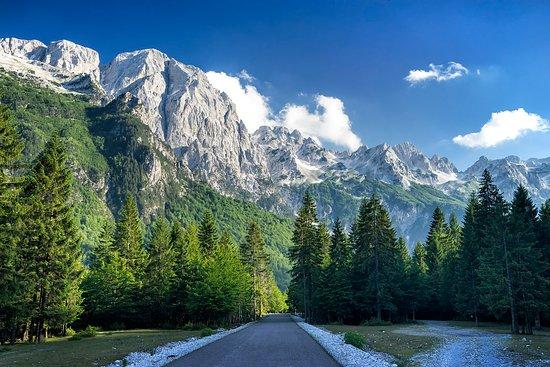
[0,73,293,289]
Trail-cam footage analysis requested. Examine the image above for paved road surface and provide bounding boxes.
[166,314,340,367]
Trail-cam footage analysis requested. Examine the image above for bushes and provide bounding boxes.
[200,327,215,337]
[69,326,99,341]
[344,331,366,350]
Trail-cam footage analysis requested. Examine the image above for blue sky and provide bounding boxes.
[2,0,550,169]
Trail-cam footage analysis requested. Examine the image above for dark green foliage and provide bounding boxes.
[242,222,271,318]
[186,237,251,325]
[506,186,546,334]
[322,218,352,323]
[198,210,219,253]
[200,327,215,337]
[115,195,147,278]
[144,216,176,325]
[408,243,429,320]
[344,331,366,349]
[351,196,400,323]
[455,194,482,323]
[288,192,324,321]
[20,138,83,342]
[0,105,25,344]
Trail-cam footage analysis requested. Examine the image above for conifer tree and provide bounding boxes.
[82,245,136,328]
[537,199,550,327]
[187,236,251,324]
[183,223,206,322]
[0,105,25,344]
[507,185,546,334]
[288,192,322,321]
[21,137,82,342]
[144,216,176,325]
[440,213,462,315]
[352,196,398,323]
[409,243,429,320]
[242,221,270,319]
[391,237,411,322]
[115,195,146,279]
[169,221,188,320]
[199,210,218,253]
[424,207,449,316]
[323,218,352,323]
[89,221,115,269]
[456,194,482,324]
[477,171,518,333]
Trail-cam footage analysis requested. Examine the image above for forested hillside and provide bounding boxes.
[0,73,293,288]
[288,173,549,335]
[0,96,287,343]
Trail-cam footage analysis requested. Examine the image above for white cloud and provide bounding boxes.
[206,71,274,133]
[405,62,469,85]
[206,70,362,151]
[280,95,362,151]
[453,108,549,148]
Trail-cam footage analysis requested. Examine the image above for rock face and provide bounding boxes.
[1,37,548,245]
[459,155,550,205]
[0,38,100,85]
[100,48,270,195]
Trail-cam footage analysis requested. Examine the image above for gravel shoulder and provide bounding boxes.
[396,320,550,367]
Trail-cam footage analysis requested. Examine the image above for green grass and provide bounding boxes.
[0,329,199,367]
[320,324,442,366]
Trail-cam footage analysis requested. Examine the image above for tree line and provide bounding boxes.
[288,172,548,334]
[0,108,285,344]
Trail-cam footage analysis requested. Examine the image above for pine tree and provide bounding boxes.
[187,237,251,325]
[391,237,411,322]
[409,243,429,320]
[352,196,398,323]
[20,137,83,342]
[199,210,218,253]
[183,224,206,323]
[288,192,323,321]
[89,221,115,269]
[537,199,550,328]
[477,171,518,333]
[0,105,26,344]
[424,207,449,317]
[144,216,176,325]
[440,213,462,315]
[323,218,352,323]
[456,194,482,324]
[241,221,270,319]
[507,185,546,334]
[82,246,136,328]
[115,195,146,279]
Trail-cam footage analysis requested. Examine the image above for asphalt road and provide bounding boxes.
[166,314,340,367]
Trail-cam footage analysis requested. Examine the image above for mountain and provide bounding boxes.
[1,37,548,251]
[458,155,550,205]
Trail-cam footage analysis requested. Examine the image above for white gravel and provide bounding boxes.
[104,323,251,367]
[292,316,397,367]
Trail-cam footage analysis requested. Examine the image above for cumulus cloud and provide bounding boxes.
[206,70,274,133]
[281,95,362,151]
[453,108,549,148]
[405,62,469,85]
[206,70,362,151]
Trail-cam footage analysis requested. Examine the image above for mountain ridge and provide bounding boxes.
[1,37,548,246]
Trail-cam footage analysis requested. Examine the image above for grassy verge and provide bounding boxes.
[0,329,200,367]
[320,324,442,366]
